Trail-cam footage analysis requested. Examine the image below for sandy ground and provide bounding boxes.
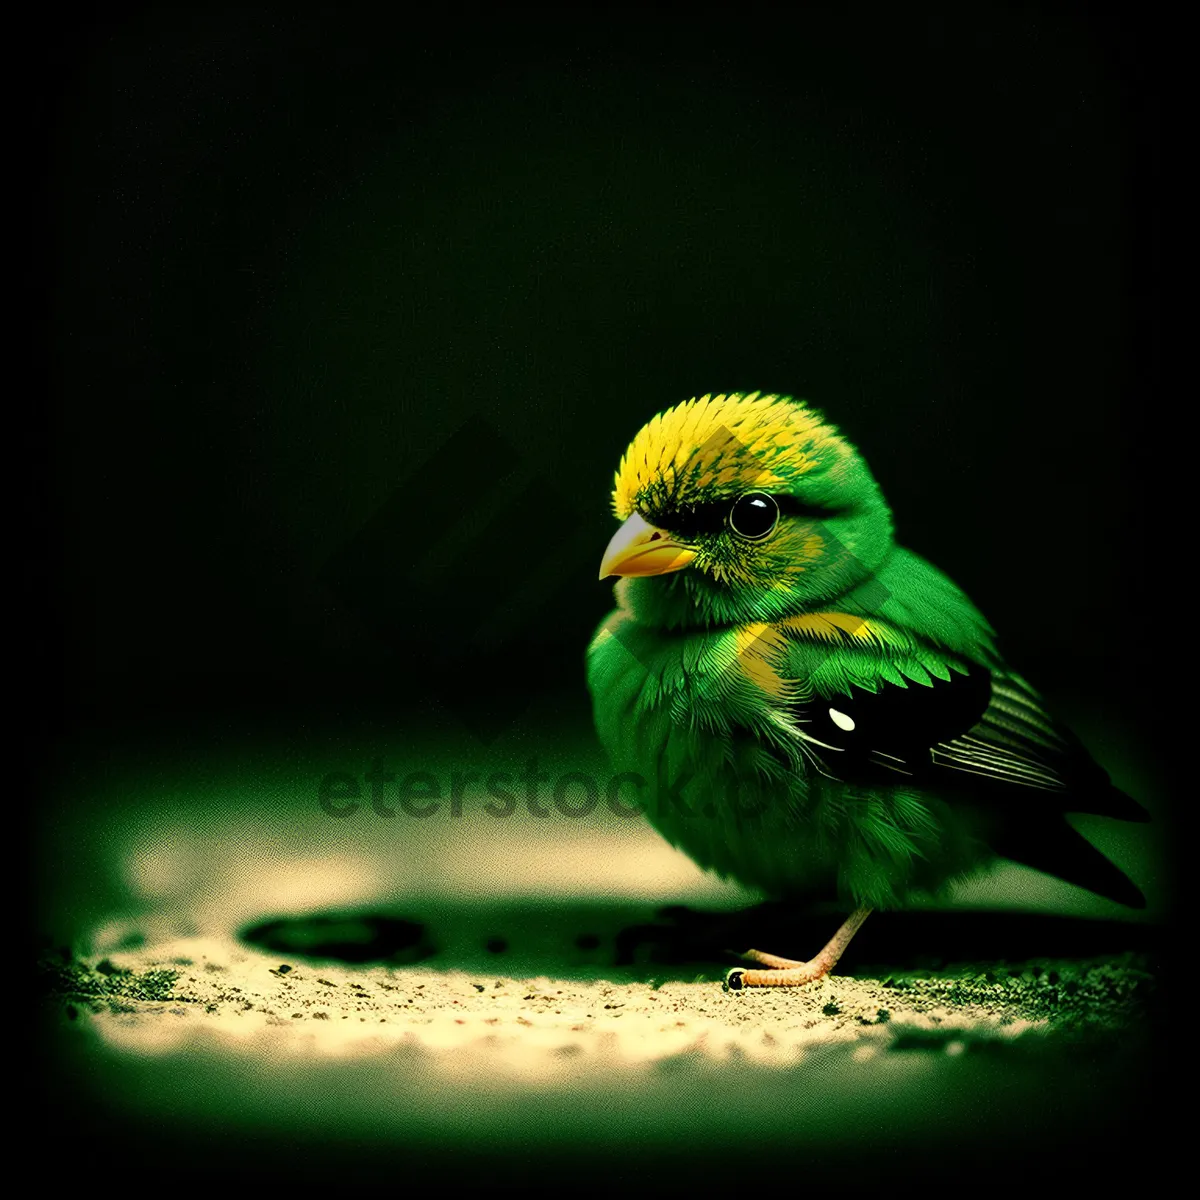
[44,933,1151,1071]
[34,721,1166,1181]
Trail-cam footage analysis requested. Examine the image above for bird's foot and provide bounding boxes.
[724,957,833,990]
[723,909,872,991]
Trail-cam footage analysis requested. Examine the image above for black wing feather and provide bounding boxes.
[787,664,1148,907]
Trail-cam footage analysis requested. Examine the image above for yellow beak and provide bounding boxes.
[598,512,696,580]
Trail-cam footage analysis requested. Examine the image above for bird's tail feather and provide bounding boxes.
[1076,782,1152,824]
[992,818,1146,909]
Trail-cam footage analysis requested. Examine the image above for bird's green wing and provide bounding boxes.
[738,552,1148,906]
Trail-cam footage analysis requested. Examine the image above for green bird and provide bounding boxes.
[586,392,1148,988]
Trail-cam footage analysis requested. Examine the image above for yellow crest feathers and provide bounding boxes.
[612,392,843,518]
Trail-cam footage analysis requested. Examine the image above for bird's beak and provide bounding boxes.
[598,512,697,580]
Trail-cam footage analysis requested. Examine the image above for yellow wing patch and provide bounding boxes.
[780,612,907,648]
[730,612,911,703]
[732,622,798,702]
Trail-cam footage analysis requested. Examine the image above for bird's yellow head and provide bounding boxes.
[600,392,893,627]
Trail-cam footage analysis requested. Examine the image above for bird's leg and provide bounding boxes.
[725,908,872,990]
[739,948,808,969]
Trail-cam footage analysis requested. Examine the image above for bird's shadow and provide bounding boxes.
[239,900,1157,981]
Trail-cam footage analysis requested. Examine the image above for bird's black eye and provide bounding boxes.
[728,493,779,540]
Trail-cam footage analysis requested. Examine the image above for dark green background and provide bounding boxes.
[45,5,1162,747]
